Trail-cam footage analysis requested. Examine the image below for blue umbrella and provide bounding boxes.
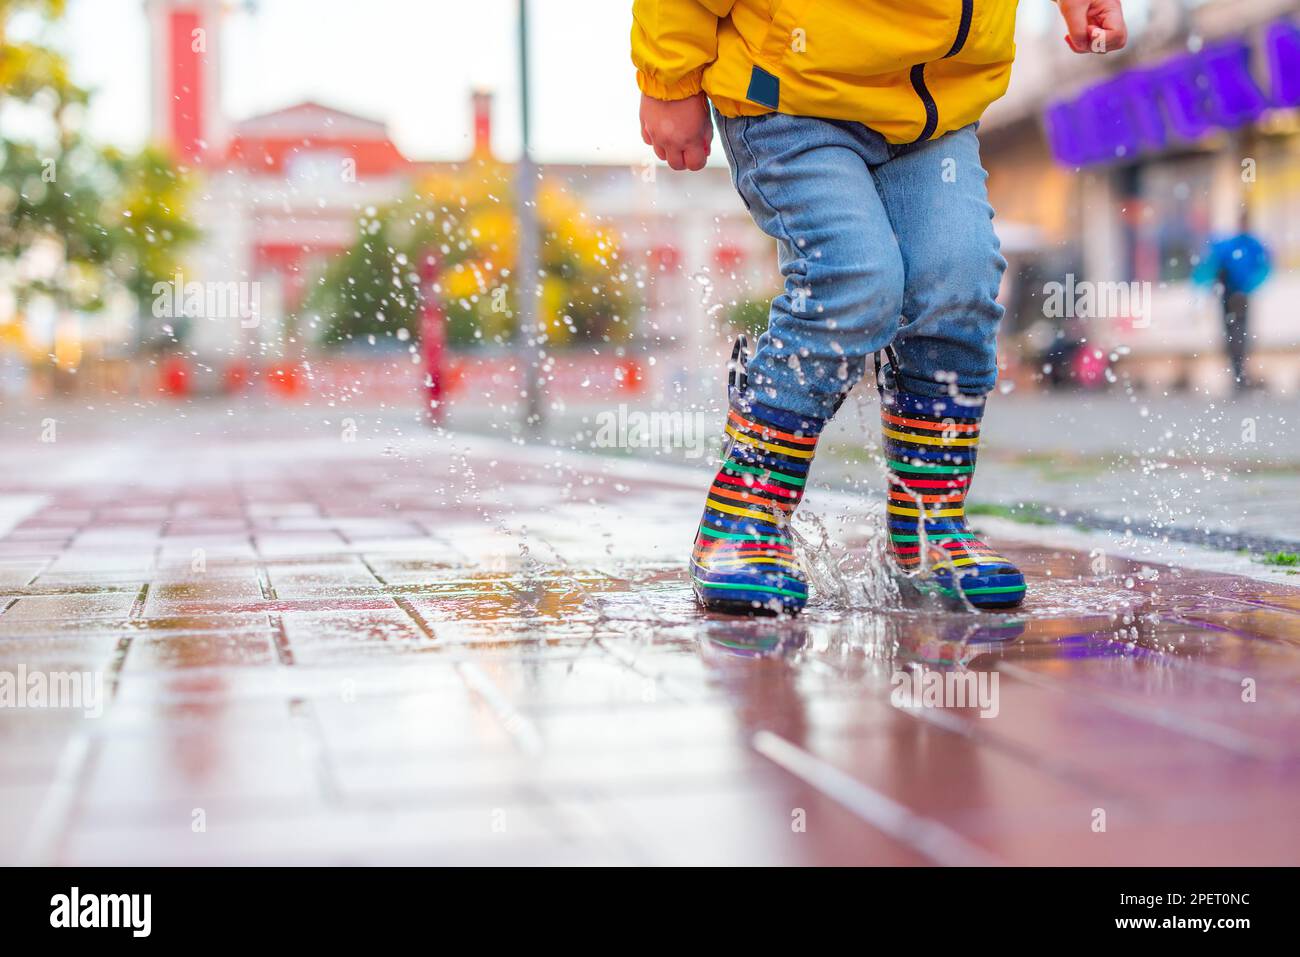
[1193,232,1272,295]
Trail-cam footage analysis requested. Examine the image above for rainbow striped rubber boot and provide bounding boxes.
[691,339,824,616]
[880,380,1027,610]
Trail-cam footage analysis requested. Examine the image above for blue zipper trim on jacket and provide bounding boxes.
[908,0,975,145]
[944,0,975,59]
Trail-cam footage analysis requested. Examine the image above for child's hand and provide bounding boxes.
[640,92,712,171]
[1057,0,1128,54]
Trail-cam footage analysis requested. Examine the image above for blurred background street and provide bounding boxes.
[4,1,1300,413]
[2,0,1300,865]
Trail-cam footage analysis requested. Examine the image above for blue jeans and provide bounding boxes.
[715,109,1007,420]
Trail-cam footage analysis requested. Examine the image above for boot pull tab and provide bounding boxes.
[873,345,901,399]
[728,333,751,398]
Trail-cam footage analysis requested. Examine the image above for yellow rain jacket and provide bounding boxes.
[632,0,1020,144]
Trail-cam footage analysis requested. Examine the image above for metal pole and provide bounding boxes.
[515,0,544,435]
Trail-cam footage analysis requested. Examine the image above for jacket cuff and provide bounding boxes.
[636,68,705,101]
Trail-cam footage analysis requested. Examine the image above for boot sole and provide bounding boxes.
[695,588,805,617]
[896,573,1027,611]
[935,583,1027,610]
[702,598,798,617]
[967,595,1026,610]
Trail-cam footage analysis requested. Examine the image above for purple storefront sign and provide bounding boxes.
[1045,19,1300,166]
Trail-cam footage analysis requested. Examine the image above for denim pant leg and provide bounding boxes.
[715,111,905,421]
[871,124,1006,398]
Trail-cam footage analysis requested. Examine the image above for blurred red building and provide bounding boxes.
[148,0,770,404]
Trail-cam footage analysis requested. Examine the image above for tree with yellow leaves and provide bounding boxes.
[310,156,633,350]
[0,0,196,361]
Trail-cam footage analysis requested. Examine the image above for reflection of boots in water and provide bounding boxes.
[893,608,1026,666]
[701,620,810,658]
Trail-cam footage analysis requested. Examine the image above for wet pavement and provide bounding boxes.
[1,404,1298,865]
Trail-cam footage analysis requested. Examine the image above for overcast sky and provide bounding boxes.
[59,0,648,164]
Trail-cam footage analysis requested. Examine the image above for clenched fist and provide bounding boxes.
[1056,0,1128,54]
[640,92,712,171]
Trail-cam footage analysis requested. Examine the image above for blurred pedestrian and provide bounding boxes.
[1195,213,1272,394]
[633,0,1128,614]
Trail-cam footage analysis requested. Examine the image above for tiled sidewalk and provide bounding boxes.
[0,406,1298,865]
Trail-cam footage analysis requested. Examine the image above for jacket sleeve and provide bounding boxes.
[631,0,734,100]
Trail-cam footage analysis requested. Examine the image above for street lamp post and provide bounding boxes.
[515,0,544,435]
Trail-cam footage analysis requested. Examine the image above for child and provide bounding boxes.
[632,0,1127,615]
